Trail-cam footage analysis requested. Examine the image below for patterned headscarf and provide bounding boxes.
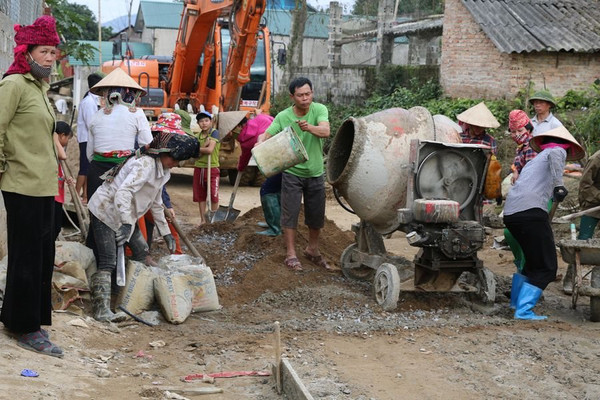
[5,15,60,77]
[508,110,530,131]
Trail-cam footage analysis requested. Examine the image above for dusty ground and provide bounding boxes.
[1,167,600,400]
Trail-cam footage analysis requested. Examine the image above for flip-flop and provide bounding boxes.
[17,331,64,358]
[303,251,340,272]
[284,257,303,272]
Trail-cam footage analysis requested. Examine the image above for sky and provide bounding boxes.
[69,0,355,23]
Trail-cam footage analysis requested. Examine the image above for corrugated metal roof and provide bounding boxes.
[461,0,600,53]
[68,41,154,66]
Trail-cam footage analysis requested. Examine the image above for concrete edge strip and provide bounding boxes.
[272,359,314,400]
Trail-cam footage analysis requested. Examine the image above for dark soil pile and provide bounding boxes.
[185,207,355,306]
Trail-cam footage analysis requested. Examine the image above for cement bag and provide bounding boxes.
[117,260,158,315]
[0,255,7,300]
[154,256,220,324]
[154,272,194,324]
[54,260,89,290]
[55,241,96,282]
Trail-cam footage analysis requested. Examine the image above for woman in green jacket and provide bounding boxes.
[0,16,63,358]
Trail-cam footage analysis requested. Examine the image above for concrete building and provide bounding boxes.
[441,0,600,99]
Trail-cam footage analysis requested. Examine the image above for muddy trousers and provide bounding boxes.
[504,208,557,290]
[0,192,55,333]
[89,214,149,272]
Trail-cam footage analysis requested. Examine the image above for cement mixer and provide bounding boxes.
[327,107,495,310]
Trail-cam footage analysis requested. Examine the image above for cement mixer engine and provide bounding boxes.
[327,107,495,310]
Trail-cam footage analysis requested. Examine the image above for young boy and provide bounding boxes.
[87,130,199,322]
[193,111,220,225]
[53,121,75,240]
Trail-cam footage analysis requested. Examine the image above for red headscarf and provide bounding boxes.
[5,15,60,77]
[508,110,530,131]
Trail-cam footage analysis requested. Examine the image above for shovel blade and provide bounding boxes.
[211,206,230,222]
[211,206,240,222]
[225,208,240,222]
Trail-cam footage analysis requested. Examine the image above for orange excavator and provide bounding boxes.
[102,0,271,118]
[102,0,271,182]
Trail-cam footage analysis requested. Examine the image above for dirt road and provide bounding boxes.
[1,169,599,399]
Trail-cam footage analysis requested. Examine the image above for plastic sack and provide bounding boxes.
[484,155,502,199]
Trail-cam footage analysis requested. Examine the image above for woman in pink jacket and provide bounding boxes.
[223,111,281,235]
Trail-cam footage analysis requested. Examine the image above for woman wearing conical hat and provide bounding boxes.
[503,126,585,320]
[456,102,500,155]
[86,68,152,201]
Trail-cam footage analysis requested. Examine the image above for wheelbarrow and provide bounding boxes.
[211,171,242,222]
[558,239,600,322]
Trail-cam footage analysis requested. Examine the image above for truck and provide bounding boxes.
[102,0,271,183]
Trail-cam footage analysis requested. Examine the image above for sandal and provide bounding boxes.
[284,257,303,272]
[303,250,340,272]
[17,330,64,358]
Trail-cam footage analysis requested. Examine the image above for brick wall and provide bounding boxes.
[441,0,600,99]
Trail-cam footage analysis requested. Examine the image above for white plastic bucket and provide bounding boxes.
[251,126,309,177]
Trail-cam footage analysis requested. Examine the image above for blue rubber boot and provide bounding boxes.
[510,273,528,309]
[514,282,547,320]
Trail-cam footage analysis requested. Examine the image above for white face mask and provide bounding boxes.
[27,52,52,78]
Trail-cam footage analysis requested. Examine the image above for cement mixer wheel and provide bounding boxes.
[374,263,400,311]
[475,267,496,304]
[340,244,375,281]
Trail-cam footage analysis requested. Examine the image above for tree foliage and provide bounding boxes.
[352,0,444,16]
[46,0,114,64]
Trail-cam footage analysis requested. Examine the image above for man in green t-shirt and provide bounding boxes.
[257,77,338,273]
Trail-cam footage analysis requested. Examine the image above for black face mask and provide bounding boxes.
[27,53,52,79]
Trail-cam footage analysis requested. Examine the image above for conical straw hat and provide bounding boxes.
[90,67,146,96]
[530,126,585,161]
[217,111,248,140]
[456,102,500,129]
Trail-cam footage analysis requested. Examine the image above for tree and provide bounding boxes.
[286,0,308,80]
[352,0,378,16]
[46,0,114,64]
[352,0,443,17]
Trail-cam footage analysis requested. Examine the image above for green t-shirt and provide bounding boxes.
[265,102,328,178]
[194,128,220,168]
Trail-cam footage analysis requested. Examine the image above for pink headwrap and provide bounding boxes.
[4,15,60,77]
[508,110,530,131]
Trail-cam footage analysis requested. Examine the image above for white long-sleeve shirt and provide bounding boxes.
[88,155,171,239]
[87,104,152,161]
[76,92,100,143]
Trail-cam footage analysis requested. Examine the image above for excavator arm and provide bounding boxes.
[221,0,266,111]
[167,0,266,112]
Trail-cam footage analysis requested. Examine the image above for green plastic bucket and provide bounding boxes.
[251,126,309,177]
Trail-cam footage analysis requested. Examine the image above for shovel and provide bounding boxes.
[553,204,600,223]
[211,171,243,222]
[206,154,213,223]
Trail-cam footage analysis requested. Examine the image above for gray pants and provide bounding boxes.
[90,214,149,272]
[280,172,326,230]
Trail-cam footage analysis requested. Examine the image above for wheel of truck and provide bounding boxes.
[373,263,400,311]
[228,169,238,186]
[590,266,600,322]
[340,243,375,281]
